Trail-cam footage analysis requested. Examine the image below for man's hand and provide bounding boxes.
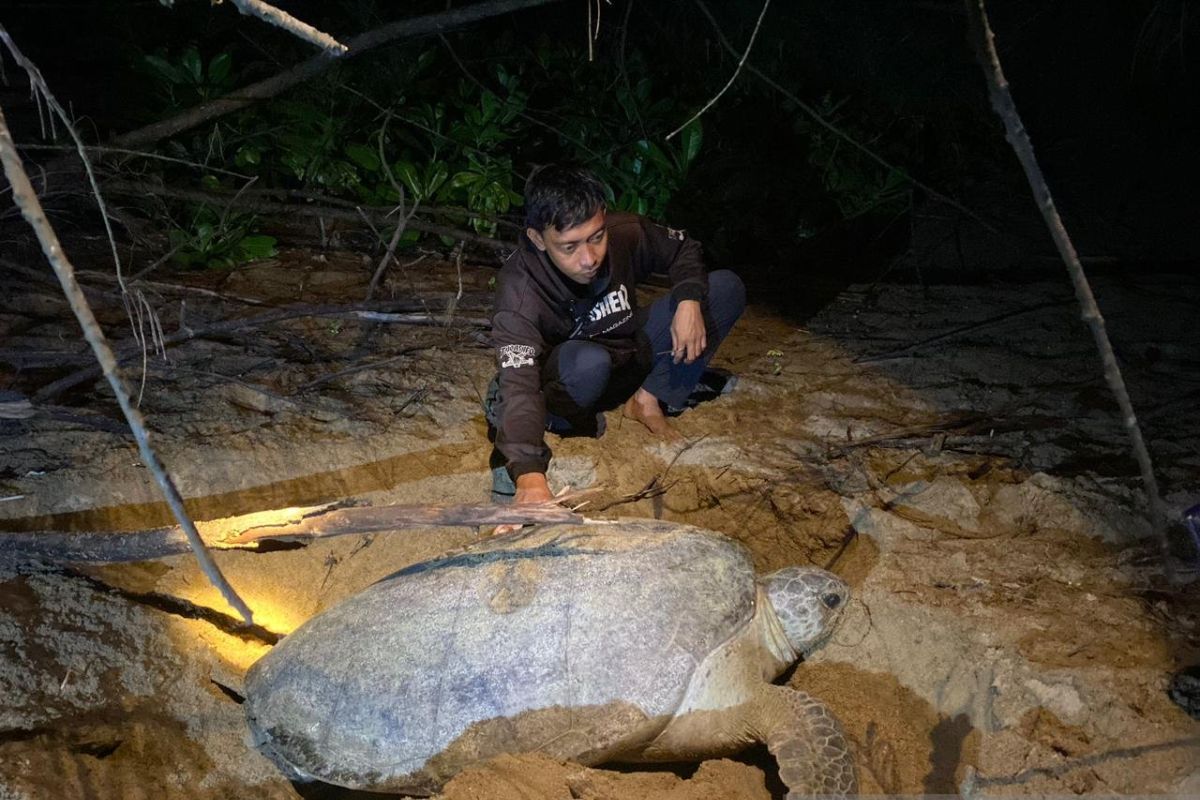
[670,300,706,364]
[493,472,553,536]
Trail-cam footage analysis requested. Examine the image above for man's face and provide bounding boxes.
[527,209,608,285]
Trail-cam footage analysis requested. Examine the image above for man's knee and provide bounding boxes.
[707,269,746,325]
[554,341,612,402]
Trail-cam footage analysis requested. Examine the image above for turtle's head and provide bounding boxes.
[761,567,850,657]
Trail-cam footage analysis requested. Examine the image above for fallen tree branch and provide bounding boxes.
[853,299,1074,363]
[0,99,253,623]
[291,347,431,394]
[964,0,1173,575]
[826,413,991,453]
[225,0,348,54]
[0,499,591,564]
[72,269,272,306]
[235,186,524,231]
[960,737,1200,795]
[223,499,590,545]
[341,310,492,326]
[103,179,517,251]
[28,298,491,404]
[112,0,565,150]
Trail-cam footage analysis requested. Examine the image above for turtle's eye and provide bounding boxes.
[821,592,843,609]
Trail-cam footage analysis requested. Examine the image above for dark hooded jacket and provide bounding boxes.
[491,212,708,478]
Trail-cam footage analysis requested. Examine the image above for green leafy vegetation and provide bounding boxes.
[167,202,278,270]
[798,95,915,222]
[140,46,235,112]
[129,21,931,270]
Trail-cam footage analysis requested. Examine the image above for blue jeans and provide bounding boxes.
[541,269,746,423]
[639,269,746,409]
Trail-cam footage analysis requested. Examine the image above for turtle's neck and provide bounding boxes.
[754,587,800,680]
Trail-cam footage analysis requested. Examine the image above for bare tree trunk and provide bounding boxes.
[963,0,1173,577]
[113,0,565,149]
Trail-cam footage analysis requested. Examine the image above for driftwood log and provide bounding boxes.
[0,499,590,564]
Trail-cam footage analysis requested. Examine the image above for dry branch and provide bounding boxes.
[853,299,1074,363]
[28,298,491,404]
[667,0,771,140]
[232,187,522,231]
[963,0,1172,575]
[103,180,516,251]
[366,113,421,300]
[223,501,586,545]
[113,0,565,150]
[0,101,253,623]
[226,0,348,54]
[0,500,588,564]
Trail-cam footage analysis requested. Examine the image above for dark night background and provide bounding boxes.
[2,0,1198,310]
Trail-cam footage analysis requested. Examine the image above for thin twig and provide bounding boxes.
[691,0,995,234]
[76,270,270,306]
[351,205,382,243]
[366,110,422,300]
[366,202,419,299]
[232,185,522,230]
[667,0,771,140]
[447,239,466,322]
[291,347,431,394]
[0,29,125,287]
[615,0,647,139]
[15,142,256,180]
[964,0,1172,578]
[0,100,254,623]
[130,241,187,282]
[853,299,1074,363]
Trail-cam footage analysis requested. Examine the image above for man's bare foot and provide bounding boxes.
[623,388,685,442]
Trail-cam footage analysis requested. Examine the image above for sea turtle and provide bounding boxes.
[243,520,858,798]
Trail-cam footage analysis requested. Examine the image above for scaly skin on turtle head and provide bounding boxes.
[760,567,849,657]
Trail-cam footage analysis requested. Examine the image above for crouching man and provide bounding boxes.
[487,164,746,508]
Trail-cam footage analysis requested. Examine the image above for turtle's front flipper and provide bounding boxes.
[756,684,858,798]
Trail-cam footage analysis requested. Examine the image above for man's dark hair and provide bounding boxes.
[523,164,608,232]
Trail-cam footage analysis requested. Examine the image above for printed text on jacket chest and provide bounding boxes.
[587,284,630,323]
